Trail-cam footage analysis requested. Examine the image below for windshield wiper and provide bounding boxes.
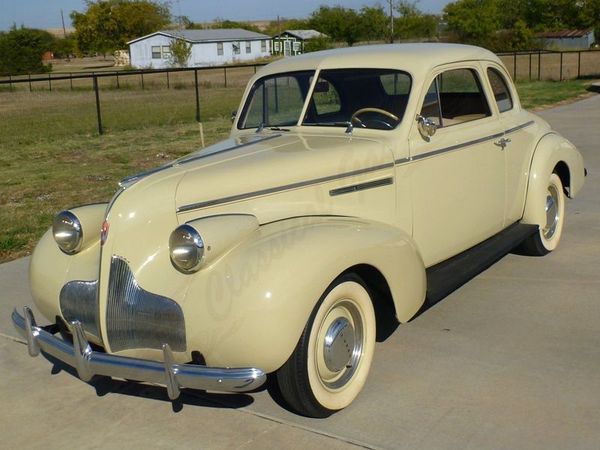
[255,123,291,133]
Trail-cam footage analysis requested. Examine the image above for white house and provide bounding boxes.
[127,29,272,68]
[271,30,327,57]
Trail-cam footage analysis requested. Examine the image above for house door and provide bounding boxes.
[284,40,291,56]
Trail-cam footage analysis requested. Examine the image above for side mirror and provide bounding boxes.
[416,114,437,140]
[231,110,237,123]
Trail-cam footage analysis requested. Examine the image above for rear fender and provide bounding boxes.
[522,133,585,226]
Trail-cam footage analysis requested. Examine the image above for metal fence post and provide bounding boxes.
[559,52,563,81]
[116,72,120,89]
[70,72,73,90]
[93,76,103,135]
[528,53,532,81]
[513,52,517,80]
[577,51,581,79]
[48,74,52,91]
[538,51,541,81]
[141,72,145,90]
[28,73,32,92]
[166,71,170,89]
[224,67,227,88]
[8,74,13,91]
[194,69,200,122]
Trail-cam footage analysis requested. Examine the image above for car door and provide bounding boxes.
[408,63,506,267]
[484,65,539,224]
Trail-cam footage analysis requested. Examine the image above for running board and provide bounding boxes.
[425,223,538,306]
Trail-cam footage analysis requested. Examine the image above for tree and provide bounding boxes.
[0,26,54,75]
[359,6,390,42]
[394,1,438,41]
[304,35,334,53]
[169,38,191,67]
[210,19,261,33]
[444,0,502,49]
[309,6,362,46]
[71,0,170,56]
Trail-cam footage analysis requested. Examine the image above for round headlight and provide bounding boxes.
[169,224,205,273]
[52,211,83,254]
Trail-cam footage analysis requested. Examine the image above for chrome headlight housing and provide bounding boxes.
[169,224,205,273]
[52,210,83,254]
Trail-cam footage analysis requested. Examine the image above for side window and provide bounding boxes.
[420,68,491,127]
[487,68,513,113]
[419,78,442,126]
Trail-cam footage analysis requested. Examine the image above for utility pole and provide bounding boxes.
[60,9,67,38]
[389,0,394,43]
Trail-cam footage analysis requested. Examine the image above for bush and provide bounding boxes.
[0,27,54,75]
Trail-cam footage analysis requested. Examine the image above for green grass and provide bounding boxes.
[0,79,596,262]
[516,79,595,109]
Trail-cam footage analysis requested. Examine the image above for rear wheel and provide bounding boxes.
[276,274,376,418]
[520,173,565,256]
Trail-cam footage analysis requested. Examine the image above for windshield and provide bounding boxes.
[238,71,314,129]
[237,68,411,131]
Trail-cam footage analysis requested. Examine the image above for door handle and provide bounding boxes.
[494,137,511,149]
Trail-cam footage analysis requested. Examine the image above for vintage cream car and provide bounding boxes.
[13,44,585,418]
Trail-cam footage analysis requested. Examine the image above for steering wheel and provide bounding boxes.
[350,108,400,130]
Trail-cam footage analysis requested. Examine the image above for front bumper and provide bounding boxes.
[12,307,266,400]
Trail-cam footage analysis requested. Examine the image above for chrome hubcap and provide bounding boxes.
[543,185,560,239]
[324,317,355,372]
[317,300,364,389]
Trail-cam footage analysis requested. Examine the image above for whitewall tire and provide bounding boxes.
[276,274,376,417]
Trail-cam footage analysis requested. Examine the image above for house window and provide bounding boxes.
[151,46,161,59]
[261,40,266,52]
[232,41,240,55]
[246,41,251,53]
[274,41,280,52]
[217,42,223,56]
[293,42,301,52]
[161,46,171,59]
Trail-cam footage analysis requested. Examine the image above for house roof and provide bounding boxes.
[275,30,327,40]
[536,29,593,39]
[127,28,270,45]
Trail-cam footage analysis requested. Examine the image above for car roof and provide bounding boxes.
[258,43,502,79]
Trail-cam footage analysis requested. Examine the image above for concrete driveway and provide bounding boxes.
[1,95,599,449]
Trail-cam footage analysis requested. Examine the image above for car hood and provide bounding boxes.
[172,131,394,220]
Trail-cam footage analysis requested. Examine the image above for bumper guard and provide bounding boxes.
[12,306,266,400]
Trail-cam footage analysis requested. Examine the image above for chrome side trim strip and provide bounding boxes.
[505,120,535,135]
[119,134,281,186]
[12,307,266,399]
[329,177,394,197]
[412,121,534,162]
[177,162,394,212]
[412,131,505,162]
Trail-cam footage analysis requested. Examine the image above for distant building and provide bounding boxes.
[271,30,327,57]
[536,30,595,50]
[127,29,271,68]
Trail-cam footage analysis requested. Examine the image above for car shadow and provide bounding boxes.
[42,351,258,413]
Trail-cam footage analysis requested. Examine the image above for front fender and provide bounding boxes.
[184,216,426,373]
[522,133,585,226]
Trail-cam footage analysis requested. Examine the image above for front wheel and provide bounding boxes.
[276,274,376,418]
[519,173,565,256]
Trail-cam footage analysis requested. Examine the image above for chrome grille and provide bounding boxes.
[60,280,100,338]
[106,256,186,352]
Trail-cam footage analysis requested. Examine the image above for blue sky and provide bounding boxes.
[0,0,453,31]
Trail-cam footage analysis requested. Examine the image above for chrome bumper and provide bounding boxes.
[12,307,266,400]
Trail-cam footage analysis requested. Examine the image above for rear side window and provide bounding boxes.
[487,68,513,113]
[420,68,491,127]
